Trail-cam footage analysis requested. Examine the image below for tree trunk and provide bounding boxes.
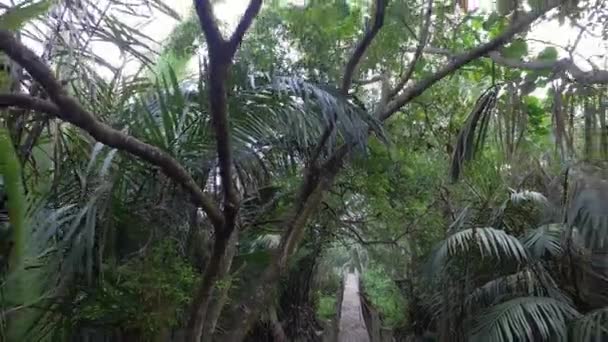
[201,229,239,340]
[280,247,322,342]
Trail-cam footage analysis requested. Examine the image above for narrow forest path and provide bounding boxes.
[338,272,370,342]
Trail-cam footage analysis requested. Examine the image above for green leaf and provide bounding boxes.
[537,47,558,61]
[0,1,52,31]
[503,39,528,59]
[483,12,501,31]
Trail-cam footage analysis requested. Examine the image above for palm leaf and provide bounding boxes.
[522,224,563,258]
[510,189,550,206]
[571,307,608,341]
[427,227,527,276]
[466,263,571,310]
[270,76,387,151]
[470,297,580,342]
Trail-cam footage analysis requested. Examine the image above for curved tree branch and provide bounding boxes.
[341,0,387,93]
[0,93,60,115]
[194,0,224,50]
[228,0,263,57]
[0,31,224,229]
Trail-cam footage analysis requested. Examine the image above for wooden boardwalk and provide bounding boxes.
[338,272,370,342]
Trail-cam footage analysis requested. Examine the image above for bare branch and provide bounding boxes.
[388,0,433,99]
[407,44,608,85]
[227,0,263,57]
[341,0,387,93]
[0,33,225,229]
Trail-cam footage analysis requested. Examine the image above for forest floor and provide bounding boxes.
[338,272,370,342]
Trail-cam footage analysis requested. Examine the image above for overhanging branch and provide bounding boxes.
[0,31,225,229]
[0,93,60,115]
[227,0,263,57]
[381,7,553,120]
[404,46,608,85]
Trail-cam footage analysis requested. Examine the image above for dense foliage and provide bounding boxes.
[1,0,608,341]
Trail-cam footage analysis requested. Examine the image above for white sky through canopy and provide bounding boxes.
[0,0,605,80]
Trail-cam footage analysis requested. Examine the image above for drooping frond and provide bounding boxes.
[470,297,580,342]
[564,161,608,249]
[571,307,608,341]
[426,227,527,276]
[450,86,500,182]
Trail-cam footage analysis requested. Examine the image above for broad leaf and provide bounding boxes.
[503,39,528,59]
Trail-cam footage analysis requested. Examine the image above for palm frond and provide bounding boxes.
[248,234,282,251]
[426,227,527,277]
[466,263,570,310]
[270,76,387,151]
[510,189,550,206]
[522,224,563,258]
[571,307,608,341]
[470,297,580,342]
[466,269,544,308]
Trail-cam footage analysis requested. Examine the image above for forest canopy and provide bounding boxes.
[1,0,608,341]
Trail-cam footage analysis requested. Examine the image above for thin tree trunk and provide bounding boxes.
[584,100,593,160]
[599,93,608,159]
[280,247,322,341]
[201,229,239,341]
